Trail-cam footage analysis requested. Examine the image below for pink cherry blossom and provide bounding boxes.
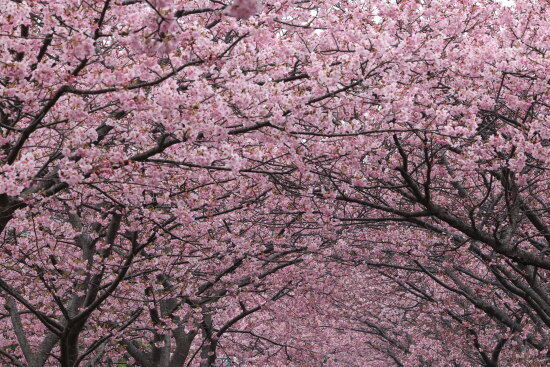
[0,0,547,366]
[223,0,262,19]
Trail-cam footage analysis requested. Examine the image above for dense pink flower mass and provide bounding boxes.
[0,0,548,366]
[223,0,262,19]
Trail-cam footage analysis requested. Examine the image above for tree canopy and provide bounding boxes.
[0,0,548,366]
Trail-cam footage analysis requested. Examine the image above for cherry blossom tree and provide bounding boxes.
[267,0,549,364]
[0,0,547,366]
